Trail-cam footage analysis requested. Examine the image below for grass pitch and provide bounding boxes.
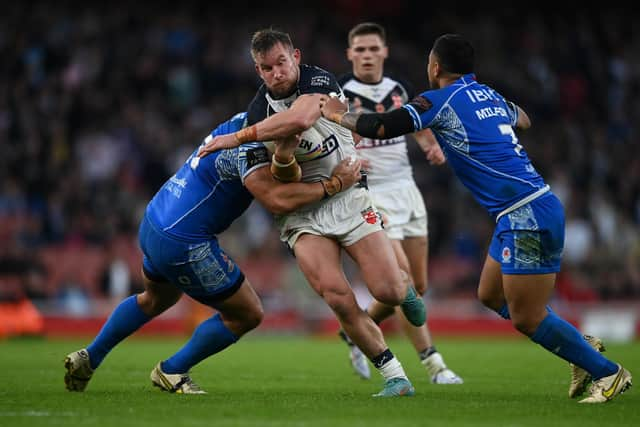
[0,335,638,427]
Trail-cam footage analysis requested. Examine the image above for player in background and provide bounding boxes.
[336,22,462,384]
[64,112,362,394]
[321,33,632,403]
[199,29,426,397]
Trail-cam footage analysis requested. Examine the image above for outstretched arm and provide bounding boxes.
[320,96,415,139]
[198,94,325,157]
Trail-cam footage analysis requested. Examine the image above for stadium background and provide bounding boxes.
[0,2,638,340]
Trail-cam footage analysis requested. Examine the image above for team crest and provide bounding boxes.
[361,207,379,224]
[221,253,235,273]
[502,247,512,263]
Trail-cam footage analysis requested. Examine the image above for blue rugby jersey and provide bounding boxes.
[403,74,547,219]
[145,112,270,240]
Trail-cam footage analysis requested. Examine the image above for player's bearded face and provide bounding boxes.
[255,43,301,98]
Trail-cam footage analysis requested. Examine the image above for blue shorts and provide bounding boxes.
[488,192,565,275]
[138,214,244,306]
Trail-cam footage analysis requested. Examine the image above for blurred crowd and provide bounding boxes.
[1,2,639,312]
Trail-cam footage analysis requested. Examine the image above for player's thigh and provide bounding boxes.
[477,254,504,310]
[345,230,404,297]
[400,235,428,293]
[293,233,351,297]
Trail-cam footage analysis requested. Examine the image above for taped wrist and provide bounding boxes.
[234,124,258,144]
[320,175,344,198]
[270,154,302,182]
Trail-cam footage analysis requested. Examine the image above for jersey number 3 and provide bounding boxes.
[499,124,523,156]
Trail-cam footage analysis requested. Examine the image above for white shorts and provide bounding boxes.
[371,183,428,240]
[275,187,383,249]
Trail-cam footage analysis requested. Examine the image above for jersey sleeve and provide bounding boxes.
[238,142,270,184]
[298,65,342,96]
[505,100,519,127]
[402,92,437,131]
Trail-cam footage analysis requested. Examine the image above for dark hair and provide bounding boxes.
[432,34,474,74]
[348,22,386,45]
[250,29,294,61]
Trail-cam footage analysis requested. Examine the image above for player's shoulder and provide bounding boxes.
[212,112,248,136]
[298,64,340,95]
[337,72,355,87]
[247,85,269,124]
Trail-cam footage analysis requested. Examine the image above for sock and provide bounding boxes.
[86,295,151,370]
[495,304,555,320]
[530,312,618,380]
[372,349,407,381]
[497,303,511,319]
[418,346,437,361]
[162,313,238,374]
[339,329,354,347]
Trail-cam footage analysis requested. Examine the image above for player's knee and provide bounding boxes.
[223,303,264,336]
[414,280,427,296]
[138,290,180,317]
[238,305,263,333]
[477,288,500,312]
[322,289,356,319]
[509,313,539,336]
[370,282,405,306]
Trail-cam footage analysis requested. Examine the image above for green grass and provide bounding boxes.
[0,335,638,427]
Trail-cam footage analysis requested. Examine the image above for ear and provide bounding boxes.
[381,46,389,60]
[293,48,301,64]
[434,61,442,78]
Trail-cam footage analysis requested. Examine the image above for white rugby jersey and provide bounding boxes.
[248,64,357,183]
[339,73,415,190]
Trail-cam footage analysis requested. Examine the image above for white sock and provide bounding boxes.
[377,357,407,381]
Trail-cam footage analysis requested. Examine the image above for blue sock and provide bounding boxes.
[87,295,151,369]
[497,303,511,319]
[162,313,238,374]
[530,312,618,380]
[496,304,555,320]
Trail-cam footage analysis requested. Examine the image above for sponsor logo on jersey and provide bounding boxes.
[310,75,331,87]
[296,134,339,162]
[246,146,270,168]
[356,136,405,149]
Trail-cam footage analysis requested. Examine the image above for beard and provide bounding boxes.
[268,74,298,99]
